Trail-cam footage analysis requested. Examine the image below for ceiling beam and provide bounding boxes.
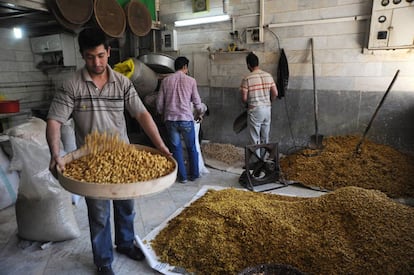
[0,0,48,12]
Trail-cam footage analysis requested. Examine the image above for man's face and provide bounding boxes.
[82,45,110,75]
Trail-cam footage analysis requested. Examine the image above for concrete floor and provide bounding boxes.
[0,167,325,275]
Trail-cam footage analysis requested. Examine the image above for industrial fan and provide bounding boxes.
[192,0,209,12]
[239,143,287,192]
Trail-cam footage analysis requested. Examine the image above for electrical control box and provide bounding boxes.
[368,0,414,50]
[30,33,76,67]
[246,27,263,44]
[161,30,178,51]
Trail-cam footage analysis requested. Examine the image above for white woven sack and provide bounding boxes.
[0,147,19,210]
[9,137,80,242]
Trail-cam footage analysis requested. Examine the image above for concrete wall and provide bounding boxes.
[200,87,414,154]
[159,0,414,153]
[1,0,413,153]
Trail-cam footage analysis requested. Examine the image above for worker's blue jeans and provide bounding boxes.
[85,198,135,268]
[165,120,199,181]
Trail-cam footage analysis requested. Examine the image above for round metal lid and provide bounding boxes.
[124,1,152,37]
[56,0,93,25]
[94,0,126,38]
[46,0,83,32]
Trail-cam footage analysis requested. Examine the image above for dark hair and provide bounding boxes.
[246,52,259,67]
[78,27,109,54]
[174,56,189,71]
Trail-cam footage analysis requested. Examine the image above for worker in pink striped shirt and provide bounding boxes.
[156,56,205,183]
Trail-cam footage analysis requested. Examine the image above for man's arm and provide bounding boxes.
[240,77,249,104]
[241,88,248,104]
[135,111,171,156]
[155,82,165,115]
[270,84,278,102]
[46,119,64,177]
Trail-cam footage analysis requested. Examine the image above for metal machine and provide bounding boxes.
[239,143,289,192]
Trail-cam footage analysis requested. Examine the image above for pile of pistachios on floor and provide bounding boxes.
[159,136,414,273]
[151,187,414,274]
[280,135,414,198]
[201,142,244,165]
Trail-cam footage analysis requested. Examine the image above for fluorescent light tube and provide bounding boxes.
[13,27,22,39]
[175,14,230,27]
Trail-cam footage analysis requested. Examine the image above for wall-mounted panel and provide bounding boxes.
[368,0,414,49]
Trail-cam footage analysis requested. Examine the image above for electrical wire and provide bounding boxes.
[265,27,326,159]
[265,27,281,50]
[264,27,301,153]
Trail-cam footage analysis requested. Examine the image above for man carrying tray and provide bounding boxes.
[46,27,171,275]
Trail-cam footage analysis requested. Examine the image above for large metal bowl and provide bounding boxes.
[57,144,177,200]
[139,53,175,74]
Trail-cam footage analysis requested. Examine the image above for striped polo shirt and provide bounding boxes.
[240,69,276,108]
[47,65,147,147]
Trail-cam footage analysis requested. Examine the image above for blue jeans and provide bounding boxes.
[165,120,199,181]
[85,198,135,268]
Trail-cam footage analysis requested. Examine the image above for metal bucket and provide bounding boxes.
[139,53,175,74]
[130,58,159,97]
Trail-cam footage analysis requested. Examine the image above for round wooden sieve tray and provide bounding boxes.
[57,144,177,200]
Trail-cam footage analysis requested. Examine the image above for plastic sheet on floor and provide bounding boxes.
[135,185,227,274]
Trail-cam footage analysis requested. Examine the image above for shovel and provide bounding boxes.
[309,38,324,149]
[233,110,248,134]
[355,69,400,155]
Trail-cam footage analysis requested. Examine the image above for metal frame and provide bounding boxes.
[240,143,289,192]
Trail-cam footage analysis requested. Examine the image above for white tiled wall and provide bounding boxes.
[0,29,51,111]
